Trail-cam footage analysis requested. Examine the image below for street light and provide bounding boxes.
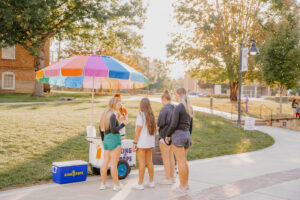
[237,39,259,127]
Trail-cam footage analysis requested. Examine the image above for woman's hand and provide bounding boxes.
[132,143,137,152]
[123,119,128,126]
[165,137,171,144]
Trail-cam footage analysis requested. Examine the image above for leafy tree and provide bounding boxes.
[148,59,172,92]
[290,88,300,96]
[257,20,300,113]
[0,0,145,96]
[168,0,269,101]
[58,14,145,60]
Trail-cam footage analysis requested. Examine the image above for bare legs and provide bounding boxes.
[145,148,154,183]
[160,142,175,180]
[171,144,189,190]
[137,148,154,184]
[100,145,121,186]
[101,150,111,185]
[110,145,121,186]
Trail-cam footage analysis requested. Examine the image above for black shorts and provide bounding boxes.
[171,130,191,149]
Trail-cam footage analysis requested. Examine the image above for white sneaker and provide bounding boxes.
[99,183,107,190]
[147,181,155,188]
[158,179,172,185]
[113,183,123,191]
[133,183,144,190]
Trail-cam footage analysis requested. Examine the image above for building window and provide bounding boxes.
[1,46,15,60]
[2,72,15,90]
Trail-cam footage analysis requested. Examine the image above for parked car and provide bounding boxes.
[189,92,198,96]
[197,92,208,96]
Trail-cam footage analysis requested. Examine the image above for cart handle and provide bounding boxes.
[52,166,57,173]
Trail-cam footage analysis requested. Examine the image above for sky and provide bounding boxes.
[140,0,186,80]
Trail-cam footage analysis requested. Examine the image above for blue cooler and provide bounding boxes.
[52,160,88,184]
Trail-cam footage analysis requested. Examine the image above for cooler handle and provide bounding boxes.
[52,166,57,173]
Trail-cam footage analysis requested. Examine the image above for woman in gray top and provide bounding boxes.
[157,90,175,185]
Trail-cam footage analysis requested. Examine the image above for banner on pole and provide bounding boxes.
[242,48,249,71]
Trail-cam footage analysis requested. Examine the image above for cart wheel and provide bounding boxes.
[91,166,100,175]
[118,160,130,179]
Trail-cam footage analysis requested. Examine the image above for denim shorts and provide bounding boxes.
[171,130,191,149]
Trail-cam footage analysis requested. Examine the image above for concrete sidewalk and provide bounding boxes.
[124,96,258,121]
[0,126,299,200]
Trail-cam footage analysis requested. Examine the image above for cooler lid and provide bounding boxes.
[52,160,88,167]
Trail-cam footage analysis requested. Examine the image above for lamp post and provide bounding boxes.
[237,39,259,127]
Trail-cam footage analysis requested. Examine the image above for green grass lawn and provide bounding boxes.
[0,91,148,103]
[0,92,92,103]
[190,96,294,119]
[0,100,274,189]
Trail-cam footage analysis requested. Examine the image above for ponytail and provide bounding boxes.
[161,90,171,101]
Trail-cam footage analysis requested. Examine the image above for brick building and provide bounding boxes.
[0,43,50,93]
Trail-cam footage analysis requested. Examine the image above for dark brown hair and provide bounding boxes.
[140,98,156,136]
[161,90,171,101]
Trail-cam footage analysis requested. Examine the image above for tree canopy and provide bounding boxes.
[0,0,146,95]
[167,0,269,101]
[257,21,300,93]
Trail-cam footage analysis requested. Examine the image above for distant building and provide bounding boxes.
[185,73,271,97]
[184,74,199,93]
[0,43,50,93]
[241,83,271,98]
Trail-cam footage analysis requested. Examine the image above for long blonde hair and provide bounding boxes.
[100,97,121,131]
[176,88,193,117]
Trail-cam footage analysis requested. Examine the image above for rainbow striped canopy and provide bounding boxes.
[36,55,148,89]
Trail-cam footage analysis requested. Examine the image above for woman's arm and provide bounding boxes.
[157,108,167,128]
[110,114,125,133]
[189,117,193,135]
[100,131,104,141]
[133,125,142,152]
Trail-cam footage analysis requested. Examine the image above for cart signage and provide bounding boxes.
[120,147,133,162]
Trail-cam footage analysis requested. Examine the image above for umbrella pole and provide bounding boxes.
[147,84,149,97]
[91,76,95,126]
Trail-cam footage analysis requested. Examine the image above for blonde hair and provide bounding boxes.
[100,97,121,131]
[176,88,193,117]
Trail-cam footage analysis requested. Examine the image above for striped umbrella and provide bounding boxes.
[36,54,149,126]
[36,54,148,90]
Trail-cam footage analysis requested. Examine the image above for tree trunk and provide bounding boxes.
[230,81,238,102]
[32,41,46,97]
